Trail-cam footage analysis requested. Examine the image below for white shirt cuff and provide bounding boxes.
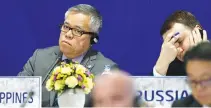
[153,66,166,76]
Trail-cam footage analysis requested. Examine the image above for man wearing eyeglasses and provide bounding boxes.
[172,42,211,107]
[18,4,118,107]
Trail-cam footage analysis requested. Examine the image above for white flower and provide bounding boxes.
[53,66,61,74]
[61,67,71,75]
[65,76,78,88]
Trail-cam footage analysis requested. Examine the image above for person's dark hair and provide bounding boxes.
[184,42,211,68]
[160,10,201,36]
[84,95,142,107]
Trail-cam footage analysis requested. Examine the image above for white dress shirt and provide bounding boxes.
[153,66,166,76]
[62,52,86,64]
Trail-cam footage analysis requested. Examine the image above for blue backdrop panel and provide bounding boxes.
[0,0,210,76]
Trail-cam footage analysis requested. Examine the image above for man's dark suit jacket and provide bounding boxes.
[172,95,202,107]
[17,46,118,107]
[166,58,186,76]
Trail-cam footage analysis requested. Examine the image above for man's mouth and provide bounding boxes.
[197,94,208,99]
[62,40,71,46]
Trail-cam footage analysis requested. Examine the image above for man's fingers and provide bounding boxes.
[192,30,197,43]
[169,34,180,44]
[192,28,203,44]
[174,42,179,48]
[189,33,194,46]
[164,33,174,43]
[203,30,208,41]
[191,28,208,45]
[177,47,183,53]
[164,32,180,43]
[195,28,202,42]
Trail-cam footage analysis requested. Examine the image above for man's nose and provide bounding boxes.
[65,30,74,39]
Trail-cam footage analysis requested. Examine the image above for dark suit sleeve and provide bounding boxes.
[18,49,39,76]
[172,100,182,107]
[171,95,194,107]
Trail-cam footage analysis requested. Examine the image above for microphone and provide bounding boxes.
[19,90,35,108]
[42,56,61,86]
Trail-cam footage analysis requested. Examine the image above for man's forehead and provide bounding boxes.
[163,23,189,39]
[188,72,211,81]
[94,72,133,91]
[96,72,132,83]
[64,12,90,30]
[64,22,84,30]
[187,60,211,78]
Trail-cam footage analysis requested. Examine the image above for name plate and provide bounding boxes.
[0,76,41,107]
[133,76,192,107]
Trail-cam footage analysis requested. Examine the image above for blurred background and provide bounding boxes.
[0,0,210,76]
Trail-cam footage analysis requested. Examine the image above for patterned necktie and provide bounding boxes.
[63,59,71,64]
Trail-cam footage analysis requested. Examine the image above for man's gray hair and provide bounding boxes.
[65,4,102,34]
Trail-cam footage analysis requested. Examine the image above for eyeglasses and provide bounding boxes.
[60,24,96,37]
[187,78,211,88]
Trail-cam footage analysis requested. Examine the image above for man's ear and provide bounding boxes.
[195,25,203,30]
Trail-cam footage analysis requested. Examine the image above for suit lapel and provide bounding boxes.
[49,91,56,106]
[81,48,97,74]
[80,48,97,107]
[190,98,202,107]
[190,101,201,107]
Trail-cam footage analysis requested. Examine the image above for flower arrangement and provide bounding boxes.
[45,61,95,95]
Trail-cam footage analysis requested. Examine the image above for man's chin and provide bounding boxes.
[60,47,75,57]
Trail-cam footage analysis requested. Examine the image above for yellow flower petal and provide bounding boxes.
[84,88,91,94]
[50,75,54,80]
[53,66,61,74]
[87,78,94,89]
[54,80,65,91]
[46,79,54,91]
[75,65,87,81]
